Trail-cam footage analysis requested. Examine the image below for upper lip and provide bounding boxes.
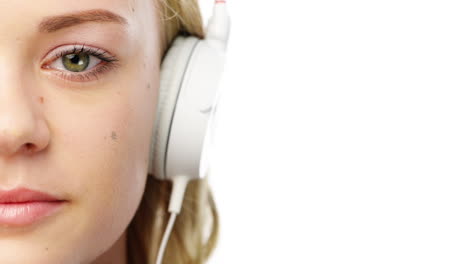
[0,187,64,203]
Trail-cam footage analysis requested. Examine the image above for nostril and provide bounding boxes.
[24,143,35,153]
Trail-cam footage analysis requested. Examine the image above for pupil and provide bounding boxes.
[71,55,80,64]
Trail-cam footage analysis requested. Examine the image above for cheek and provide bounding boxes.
[66,95,147,204]
[47,92,150,257]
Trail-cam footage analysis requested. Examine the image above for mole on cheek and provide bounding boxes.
[146,83,151,90]
[39,96,44,104]
[111,131,118,141]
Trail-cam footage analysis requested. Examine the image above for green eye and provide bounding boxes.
[62,53,90,72]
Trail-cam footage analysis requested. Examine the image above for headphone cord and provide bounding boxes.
[155,176,189,264]
[155,212,177,264]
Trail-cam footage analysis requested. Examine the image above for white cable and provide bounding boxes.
[155,212,177,264]
[155,176,189,264]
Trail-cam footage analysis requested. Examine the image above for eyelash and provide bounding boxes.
[42,44,120,82]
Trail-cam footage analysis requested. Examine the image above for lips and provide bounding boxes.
[0,187,63,203]
[0,187,67,226]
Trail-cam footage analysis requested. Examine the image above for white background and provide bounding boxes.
[200,1,468,263]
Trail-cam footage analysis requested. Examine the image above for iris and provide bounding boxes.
[62,53,90,72]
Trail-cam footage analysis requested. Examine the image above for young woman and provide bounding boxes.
[0,0,219,263]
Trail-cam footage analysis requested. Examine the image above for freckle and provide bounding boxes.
[111,131,117,141]
[146,83,150,90]
[39,96,44,104]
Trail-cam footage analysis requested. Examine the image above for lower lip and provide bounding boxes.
[0,201,66,226]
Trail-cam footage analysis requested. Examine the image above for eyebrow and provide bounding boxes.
[38,9,128,33]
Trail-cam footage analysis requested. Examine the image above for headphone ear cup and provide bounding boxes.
[148,36,200,180]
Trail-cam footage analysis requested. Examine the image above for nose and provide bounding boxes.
[0,76,50,158]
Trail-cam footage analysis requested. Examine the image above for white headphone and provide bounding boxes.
[148,1,230,263]
[148,0,229,185]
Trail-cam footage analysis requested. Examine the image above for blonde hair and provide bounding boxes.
[126,1,219,263]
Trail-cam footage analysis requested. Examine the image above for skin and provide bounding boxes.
[0,0,161,263]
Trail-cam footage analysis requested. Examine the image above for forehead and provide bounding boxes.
[0,0,153,38]
[0,0,135,17]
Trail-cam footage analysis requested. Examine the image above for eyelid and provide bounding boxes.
[41,43,118,66]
